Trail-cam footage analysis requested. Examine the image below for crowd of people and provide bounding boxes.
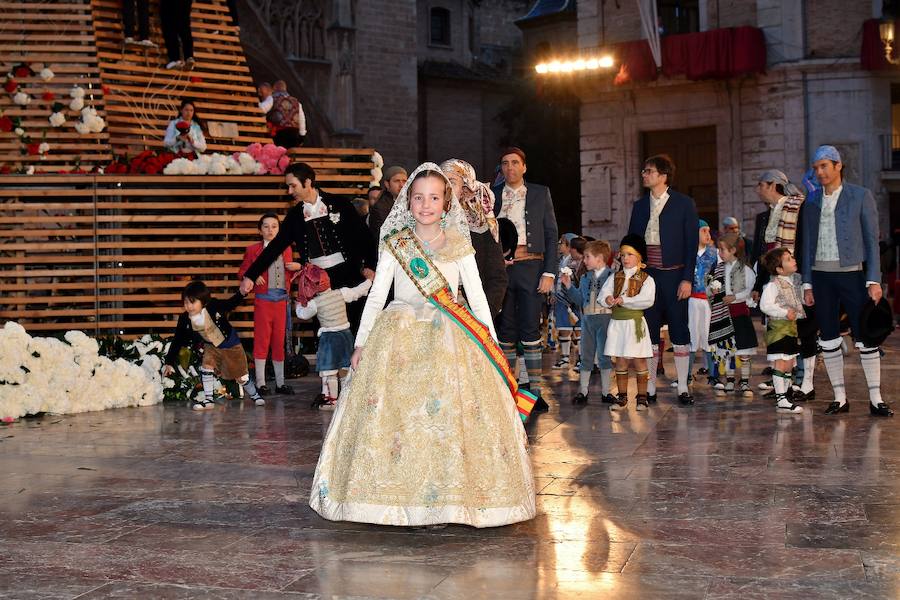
[159,142,892,531]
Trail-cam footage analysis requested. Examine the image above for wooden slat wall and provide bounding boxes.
[91,0,270,156]
[0,0,111,172]
[0,174,353,338]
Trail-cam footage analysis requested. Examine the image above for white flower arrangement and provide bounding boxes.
[74,121,89,134]
[38,142,49,155]
[39,68,54,81]
[49,111,65,127]
[370,166,383,185]
[14,127,24,137]
[69,97,85,112]
[69,85,85,99]
[13,91,30,106]
[708,280,723,294]
[79,107,106,133]
[0,322,164,421]
[25,166,34,175]
[163,152,260,176]
[329,212,341,224]
[559,266,573,277]
[372,151,384,168]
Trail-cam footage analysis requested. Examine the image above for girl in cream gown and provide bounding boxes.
[309,163,535,528]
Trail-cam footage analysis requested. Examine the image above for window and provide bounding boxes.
[430,7,451,46]
[657,0,700,35]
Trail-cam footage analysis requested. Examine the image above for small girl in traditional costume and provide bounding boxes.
[294,264,371,410]
[600,234,656,412]
[309,162,535,528]
[759,248,804,414]
[706,232,758,397]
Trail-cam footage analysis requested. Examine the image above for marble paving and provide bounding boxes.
[2,338,900,599]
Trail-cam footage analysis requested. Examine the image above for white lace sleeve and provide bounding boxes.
[354,250,396,348]
[458,253,498,341]
[622,276,656,310]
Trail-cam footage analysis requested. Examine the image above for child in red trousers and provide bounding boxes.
[238,212,301,395]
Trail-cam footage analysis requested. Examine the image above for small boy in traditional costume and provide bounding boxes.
[294,264,371,410]
[560,239,616,405]
[164,280,263,411]
[600,234,657,411]
[759,248,804,414]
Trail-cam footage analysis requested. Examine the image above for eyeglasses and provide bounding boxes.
[641,168,657,175]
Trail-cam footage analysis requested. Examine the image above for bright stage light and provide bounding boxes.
[534,54,616,75]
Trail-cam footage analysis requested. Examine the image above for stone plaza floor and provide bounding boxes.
[1,340,899,599]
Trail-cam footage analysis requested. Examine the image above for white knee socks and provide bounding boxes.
[674,344,690,394]
[647,345,659,395]
[821,340,846,405]
[800,355,816,394]
[273,360,285,387]
[254,358,266,388]
[860,346,883,406]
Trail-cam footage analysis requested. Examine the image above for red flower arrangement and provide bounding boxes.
[189,76,203,83]
[3,79,17,93]
[101,84,111,95]
[26,142,40,155]
[13,64,33,78]
[175,120,191,133]
[119,150,195,175]
[0,116,12,132]
[42,91,54,101]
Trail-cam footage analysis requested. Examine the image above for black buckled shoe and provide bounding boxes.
[636,394,649,411]
[572,392,588,406]
[609,394,628,411]
[678,392,694,406]
[870,402,894,417]
[792,390,814,402]
[257,385,271,396]
[824,401,849,415]
[275,384,294,395]
[310,393,326,409]
[646,393,658,404]
[532,394,550,413]
[602,393,617,404]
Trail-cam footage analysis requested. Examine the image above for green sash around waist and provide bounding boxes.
[765,318,798,346]
[612,306,645,342]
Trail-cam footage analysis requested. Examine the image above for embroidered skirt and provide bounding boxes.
[309,302,535,528]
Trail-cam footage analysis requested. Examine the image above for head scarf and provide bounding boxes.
[812,145,841,164]
[438,159,499,243]
[698,219,709,229]
[377,162,472,254]
[296,263,330,306]
[758,168,804,198]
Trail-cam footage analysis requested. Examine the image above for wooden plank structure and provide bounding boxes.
[0,175,286,337]
[0,2,378,338]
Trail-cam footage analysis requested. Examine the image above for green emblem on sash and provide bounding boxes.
[409,257,429,279]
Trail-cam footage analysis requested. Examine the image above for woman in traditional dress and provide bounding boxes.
[309,162,536,528]
[439,159,508,317]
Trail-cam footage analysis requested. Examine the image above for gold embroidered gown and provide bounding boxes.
[309,229,535,527]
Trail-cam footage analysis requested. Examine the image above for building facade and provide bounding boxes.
[559,0,898,243]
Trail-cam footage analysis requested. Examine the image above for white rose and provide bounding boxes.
[69,85,85,99]
[39,68,54,81]
[38,142,49,154]
[74,121,90,135]
[69,97,84,112]
[14,127,24,137]
[25,166,34,175]
[49,112,65,127]
[13,92,30,106]
[329,212,341,224]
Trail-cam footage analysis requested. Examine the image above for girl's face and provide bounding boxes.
[409,175,446,227]
[569,248,583,262]
[583,251,606,271]
[699,227,712,246]
[718,242,736,262]
[183,297,202,316]
[620,250,640,269]
[180,103,195,121]
[558,239,569,254]
[259,217,279,242]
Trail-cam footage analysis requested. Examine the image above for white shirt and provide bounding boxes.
[723,261,755,302]
[296,280,372,335]
[644,187,670,245]
[814,185,842,263]
[599,267,656,310]
[302,196,329,221]
[498,183,527,244]
[259,96,273,114]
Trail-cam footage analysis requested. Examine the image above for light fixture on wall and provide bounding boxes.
[535,54,615,75]
[880,19,900,64]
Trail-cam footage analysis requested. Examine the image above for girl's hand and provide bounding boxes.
[255,275,265,286]
[605,295,616,306]
[351,347,364,370]
[163,365,174,377]
[560,273,571,287]
[723,295,735,304]
[786,308,797,321]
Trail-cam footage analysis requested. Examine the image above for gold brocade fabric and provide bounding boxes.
[309,305,535,528]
